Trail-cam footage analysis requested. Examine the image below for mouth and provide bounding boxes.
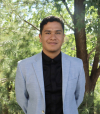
[48,42,57,45]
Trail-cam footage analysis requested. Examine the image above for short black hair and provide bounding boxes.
[40,16,64,34]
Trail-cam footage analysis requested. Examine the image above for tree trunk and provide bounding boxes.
[74,1,100,114]
[74,0,90,92]
[90,6,100,91]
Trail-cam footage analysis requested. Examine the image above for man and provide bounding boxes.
[15,16,85,114]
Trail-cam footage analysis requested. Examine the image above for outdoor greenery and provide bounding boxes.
[0,0,100,114]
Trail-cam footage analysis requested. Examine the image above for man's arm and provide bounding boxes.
[15,63,28,114]
[75,61,86,108]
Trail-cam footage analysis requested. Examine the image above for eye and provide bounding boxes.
[46,32,51,34]
[56,32,61,34]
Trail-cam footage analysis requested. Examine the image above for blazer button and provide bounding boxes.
[42,110,44,113]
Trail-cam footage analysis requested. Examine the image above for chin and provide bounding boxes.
[48,50,58,53]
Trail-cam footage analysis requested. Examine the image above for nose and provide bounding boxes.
[50,33,56,40]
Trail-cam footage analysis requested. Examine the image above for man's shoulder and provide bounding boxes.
[17,52,41,65]
[62,52,83,65]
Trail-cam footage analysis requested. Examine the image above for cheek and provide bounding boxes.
[41,38,47,44]
[59,37,64,43]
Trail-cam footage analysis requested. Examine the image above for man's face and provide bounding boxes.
[39,21,65,55]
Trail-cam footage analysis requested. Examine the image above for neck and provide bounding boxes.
[42,50,61,59]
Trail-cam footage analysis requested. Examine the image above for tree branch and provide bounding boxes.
[62,0,74,23]
[9,4,40,32]
[24,20,40,31]
[95,66,100,81]
[87,45,99,61]
[90,8,100,83]
[91,41,100,80]
[97,66,100,72]
[90,66,100,91]
[17,14,40,31]
[60,14,74,31]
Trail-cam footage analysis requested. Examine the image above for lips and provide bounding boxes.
[48,42,57,44]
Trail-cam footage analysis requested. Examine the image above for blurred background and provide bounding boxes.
[0,0,100,114]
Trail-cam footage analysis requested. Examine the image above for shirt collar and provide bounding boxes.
[42,51,61,63]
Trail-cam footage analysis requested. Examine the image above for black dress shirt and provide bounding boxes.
[42,51,63,114]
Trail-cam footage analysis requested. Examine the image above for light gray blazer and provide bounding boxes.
[15,52,85,114]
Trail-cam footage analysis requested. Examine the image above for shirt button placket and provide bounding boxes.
[51,61,56,113]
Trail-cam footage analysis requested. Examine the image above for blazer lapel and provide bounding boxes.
[32,53,45,100]
[32,52,70,104]
[62,52,70,104]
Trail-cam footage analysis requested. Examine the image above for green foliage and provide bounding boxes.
[85,5,98,34]
[78,92,94,114]
[78,78,100,114]
[84,0,100,11]
[78,84,100,114]
[0,0,100,113]
[61,33,76,57]
[0,1,42,113]
[94,77,100,113]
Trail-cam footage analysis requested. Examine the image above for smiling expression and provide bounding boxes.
[39,21,65,56]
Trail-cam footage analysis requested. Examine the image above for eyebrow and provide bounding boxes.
[44,30,62,32]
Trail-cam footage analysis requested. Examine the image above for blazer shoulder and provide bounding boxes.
[62,52,83,66]
[17,52,41,66]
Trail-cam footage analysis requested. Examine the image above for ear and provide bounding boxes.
[39,34,42,42]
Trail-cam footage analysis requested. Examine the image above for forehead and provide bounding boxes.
[43,21,63,31]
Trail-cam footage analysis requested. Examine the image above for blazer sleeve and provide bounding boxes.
[75,60,85,108]
[15,62,28,114]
